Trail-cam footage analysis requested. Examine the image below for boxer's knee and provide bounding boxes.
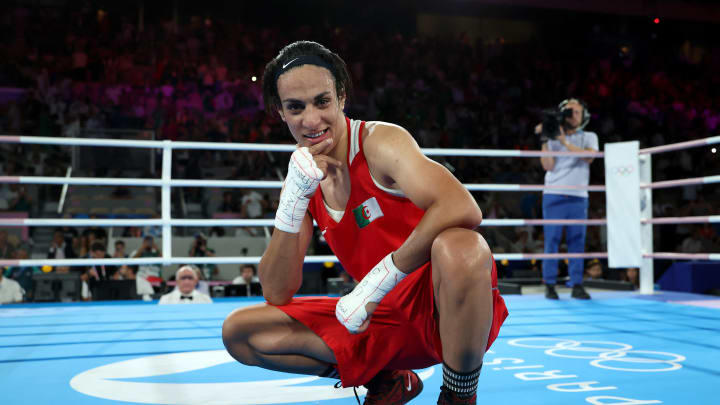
[431,228,492,298]
[222,307,261,366]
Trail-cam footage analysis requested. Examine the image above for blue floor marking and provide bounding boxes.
[0,292,718,404]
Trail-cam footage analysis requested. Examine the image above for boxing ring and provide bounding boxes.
[1,134,719,404]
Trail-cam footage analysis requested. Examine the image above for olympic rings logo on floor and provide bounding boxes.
[508,338,685,372]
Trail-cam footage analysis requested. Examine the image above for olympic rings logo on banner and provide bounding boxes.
[508,338,685,372]
[613,165,635,176]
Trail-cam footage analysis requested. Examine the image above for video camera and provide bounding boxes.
[540,98,591,141]
[540,107,573,141]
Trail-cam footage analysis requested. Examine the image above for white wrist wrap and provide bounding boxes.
[274,147,324,233]
[335,252,407,333]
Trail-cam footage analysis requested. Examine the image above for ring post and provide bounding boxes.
[639,153,655,294]
[604,141,643,279]
[162,140,172,265]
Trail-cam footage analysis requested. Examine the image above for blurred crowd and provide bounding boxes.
[1,2,720,302]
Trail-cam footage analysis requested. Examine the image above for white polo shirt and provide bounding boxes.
[544,130,599,198]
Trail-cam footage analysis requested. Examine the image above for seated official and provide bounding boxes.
[228,264,262,297]
[84,242,119,282]
[231,264,260,285]
[158,265,213,304]
[0,270,24,304]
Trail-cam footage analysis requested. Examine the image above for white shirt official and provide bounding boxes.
[158,288,212,305]
[0,277,24,304]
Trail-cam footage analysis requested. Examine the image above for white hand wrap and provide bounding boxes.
[335,252,407,333]
[274,147,324,233]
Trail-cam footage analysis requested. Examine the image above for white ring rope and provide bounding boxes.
[639,135,720,155]
[1,218,614,227]
[642,175,720,190]
[2,135,719,271]
[3,134,715,155]
[645,253,720,261]
[4,251,719,268]
[0,176,285,189]
[0,252,611,268]
[0,135,601,157]
[642,216,720,224]
[1,175,606,192]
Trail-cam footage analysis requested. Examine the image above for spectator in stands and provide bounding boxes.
[131,235,162,300]
[158,265,212,304]
[0,269,24,304]
[219,191,237,212]
[584,259,604,280]
[141,225,161,239]
[82,223,108,245]
[232,264,258,285]
[7,184,31,212]
[238,189,267,236]
[4,245,40,298]
[0,230,15,259]
[231,264,262,297]
[0,186,11,211]
[511,227,542,253]
[189,232,217,280]
[122,226,144,238]
[85,242,118,281]
[208,226,226,237]
[113,240,128,258]
[47,229,75,260]
[680,226,704,253]
[58,225,79,247]
[264,198,280,219]
[113,240,135,280]
[240,189,266,219]
[623,267,640,290]
[76,233,93,258]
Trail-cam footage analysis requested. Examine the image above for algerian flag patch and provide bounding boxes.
[352,197,384,228]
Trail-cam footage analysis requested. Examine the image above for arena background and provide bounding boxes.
[1,0,719,404]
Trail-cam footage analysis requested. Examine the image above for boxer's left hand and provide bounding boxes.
[335,252,407,334]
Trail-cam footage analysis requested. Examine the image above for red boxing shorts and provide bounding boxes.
[274,259,508,387]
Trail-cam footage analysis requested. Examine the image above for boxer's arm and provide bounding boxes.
[364,124,483,273]
[335,124,482,333]
[259,212,314,305]
[260,141,340,305]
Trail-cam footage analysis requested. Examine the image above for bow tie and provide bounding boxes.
[180,295,193,300]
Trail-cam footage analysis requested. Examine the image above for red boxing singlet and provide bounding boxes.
[274,117,508,387]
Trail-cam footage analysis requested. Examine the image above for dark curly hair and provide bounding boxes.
[262,41,353,112]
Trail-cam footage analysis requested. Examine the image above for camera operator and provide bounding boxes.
[535,98,598,300]
[189,232,217,280]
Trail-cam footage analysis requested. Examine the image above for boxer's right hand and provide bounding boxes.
[274,139,341,233]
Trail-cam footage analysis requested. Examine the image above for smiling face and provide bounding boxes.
[276,65,346,151]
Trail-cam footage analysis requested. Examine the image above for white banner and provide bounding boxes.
[605,141,642,268]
